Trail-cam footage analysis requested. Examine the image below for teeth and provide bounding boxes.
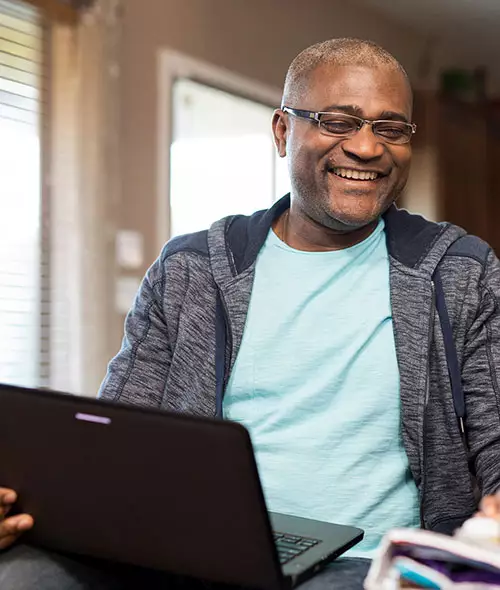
[333,167,379,181]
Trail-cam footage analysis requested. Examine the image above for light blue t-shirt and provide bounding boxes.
[223,218,420,557]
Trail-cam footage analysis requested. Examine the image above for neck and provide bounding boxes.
[275,206,380,252]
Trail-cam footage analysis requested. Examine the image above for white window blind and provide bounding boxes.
[0,0,43,387]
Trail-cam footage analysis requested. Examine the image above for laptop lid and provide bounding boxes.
[0,384,284,590]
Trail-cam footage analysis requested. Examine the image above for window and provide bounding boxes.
[170,79,289,237]
[0,0,43,386]
[158,50,291,243]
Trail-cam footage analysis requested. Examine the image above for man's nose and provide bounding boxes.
[342,124,385,161]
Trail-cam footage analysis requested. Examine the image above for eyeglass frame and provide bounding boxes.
[281,106,417,145]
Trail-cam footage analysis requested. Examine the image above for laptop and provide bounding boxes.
[0,384,363,590]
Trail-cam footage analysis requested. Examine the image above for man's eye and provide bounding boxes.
[375,125,407,138]
[321,120,355,134]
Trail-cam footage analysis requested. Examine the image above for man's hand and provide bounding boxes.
[478,492,500,519]
[0,488,34,550]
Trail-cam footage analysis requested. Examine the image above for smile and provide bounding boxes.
[331,167,382,181]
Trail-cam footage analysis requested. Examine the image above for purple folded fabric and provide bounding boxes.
[393,546,500,585]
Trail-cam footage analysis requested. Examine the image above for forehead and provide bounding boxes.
[302,64,412,119]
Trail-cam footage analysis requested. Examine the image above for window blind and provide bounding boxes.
[0,0,43,386]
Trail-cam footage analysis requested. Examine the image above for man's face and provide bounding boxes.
[273,64,413,231]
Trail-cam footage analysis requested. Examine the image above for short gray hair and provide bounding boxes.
[282,38,411,106]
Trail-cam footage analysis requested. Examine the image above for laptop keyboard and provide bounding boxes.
[273,531,321,565]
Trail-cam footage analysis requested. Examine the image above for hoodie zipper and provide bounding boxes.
[420,280,436,529]
[218,289,233,400]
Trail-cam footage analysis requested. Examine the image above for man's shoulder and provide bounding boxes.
[157,205,272,262]
[140,231,213,299]
[384,205,448,242]
[385,206,493,272]
[156,199,285,277]
[445,235,491,267]
[160,229,210,261]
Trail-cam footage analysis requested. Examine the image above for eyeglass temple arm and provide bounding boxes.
[282,107,319,120]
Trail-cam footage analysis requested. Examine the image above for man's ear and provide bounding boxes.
[272,109,288,158]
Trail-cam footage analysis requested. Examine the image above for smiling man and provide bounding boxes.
[1,38,500,590]
[220,45,421,558]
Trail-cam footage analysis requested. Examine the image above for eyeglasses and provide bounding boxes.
[282,106,417,145]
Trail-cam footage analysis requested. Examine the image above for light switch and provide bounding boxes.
[116,230,144,270]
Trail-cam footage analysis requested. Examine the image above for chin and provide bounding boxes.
[325,205,382,230]
[329,215,377,231]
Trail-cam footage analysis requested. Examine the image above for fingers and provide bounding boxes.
[0,489,17,519]
[0,489,16,503]
[0,514,34,534]
[0,514,34,549]
[479,493,500,518]
[0,514,33,550]
[0,489,34,550]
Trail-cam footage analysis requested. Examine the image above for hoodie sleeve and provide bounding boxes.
[462,249,500,496]
[98,249,188,408]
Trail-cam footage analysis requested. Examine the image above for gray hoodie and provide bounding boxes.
[99,195,500,534]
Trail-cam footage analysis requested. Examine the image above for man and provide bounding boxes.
[1,38,499,589]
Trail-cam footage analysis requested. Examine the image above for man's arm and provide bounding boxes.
[98,251,183,408]
[462,249,500,497]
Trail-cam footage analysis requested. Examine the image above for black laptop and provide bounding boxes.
[0,384,363,590]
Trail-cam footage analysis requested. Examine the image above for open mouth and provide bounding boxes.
[330,167,386,181]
